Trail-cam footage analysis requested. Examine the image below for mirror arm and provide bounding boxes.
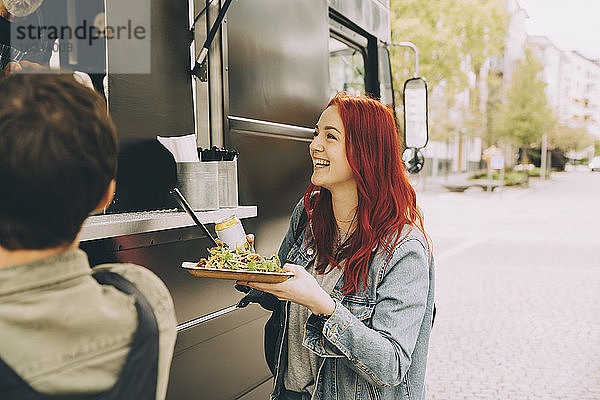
[386,41,419,78]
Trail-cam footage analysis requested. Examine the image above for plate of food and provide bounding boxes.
[182,246,294,283]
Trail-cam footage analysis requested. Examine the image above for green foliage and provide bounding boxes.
[493,50,557,148]
[485,72,504,145]
[549,124,594,152]
[390,0,508,93]
[526,167,541,178]
[595,139,600,156]
[469,170,528,186]
[428,96,465,141]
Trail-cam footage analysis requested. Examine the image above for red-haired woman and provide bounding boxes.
[238,94,435,400]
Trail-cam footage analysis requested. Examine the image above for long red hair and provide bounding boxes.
[304,94,427,294]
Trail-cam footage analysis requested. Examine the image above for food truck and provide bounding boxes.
[15,0,427,398]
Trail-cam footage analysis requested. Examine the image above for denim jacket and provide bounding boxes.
[258,199,435,400]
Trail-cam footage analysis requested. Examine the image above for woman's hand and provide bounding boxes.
[215,233,255,251]
[238,263,336,316]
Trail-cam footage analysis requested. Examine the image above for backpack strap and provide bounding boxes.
[91,270,159,400]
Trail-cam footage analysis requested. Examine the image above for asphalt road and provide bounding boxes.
[417,169,600,399]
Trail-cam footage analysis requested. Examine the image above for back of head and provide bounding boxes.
[0,74,117,250]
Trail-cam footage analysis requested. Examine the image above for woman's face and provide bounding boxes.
[309,106,355,192]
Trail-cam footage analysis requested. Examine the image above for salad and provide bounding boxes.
[196,246,284,273]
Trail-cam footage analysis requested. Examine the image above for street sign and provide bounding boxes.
[490,155,504,170]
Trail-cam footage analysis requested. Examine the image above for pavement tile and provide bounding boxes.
[422,171,600,400]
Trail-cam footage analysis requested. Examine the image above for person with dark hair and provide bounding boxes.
[238,94,435,400]
[0,74,176,399]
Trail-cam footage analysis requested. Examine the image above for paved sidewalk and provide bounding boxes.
[418,170,600,400]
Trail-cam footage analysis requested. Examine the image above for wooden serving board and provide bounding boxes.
[181,262,294,283]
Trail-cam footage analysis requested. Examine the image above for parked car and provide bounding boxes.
[589,156,600,172]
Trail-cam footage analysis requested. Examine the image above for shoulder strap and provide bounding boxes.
[91,270,159,400]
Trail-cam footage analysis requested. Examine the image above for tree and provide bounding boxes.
[428,94,465,142]
[548,124,594,152]
[390,0,508,93]
[493,49,556,161]
[484,71,504,145]
[390,0,508,142]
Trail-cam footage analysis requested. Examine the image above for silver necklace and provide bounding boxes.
[337,227,350,245]
[334,208,358,224]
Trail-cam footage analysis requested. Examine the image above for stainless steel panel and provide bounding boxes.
[105,0,195,213]
[329,20,369,48]
[236,378,273,400]
[106,0,194,145]
[228,133,312,221]
[226,0,329,128]
[173,305,267,354]
[167,308,272,400]
[329,0,391,42]
[228,116,313,142]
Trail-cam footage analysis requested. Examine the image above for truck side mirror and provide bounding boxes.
[402,77,428,174]
[403,77,429,149]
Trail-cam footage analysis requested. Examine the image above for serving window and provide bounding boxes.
[328,35,366,97]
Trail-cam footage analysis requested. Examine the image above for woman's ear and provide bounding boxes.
[93,179,116,213]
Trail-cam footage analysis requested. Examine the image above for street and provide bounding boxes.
[419,170,600,399]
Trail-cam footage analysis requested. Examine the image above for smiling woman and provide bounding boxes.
[310,106,356,201]
[238,94,436,400]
